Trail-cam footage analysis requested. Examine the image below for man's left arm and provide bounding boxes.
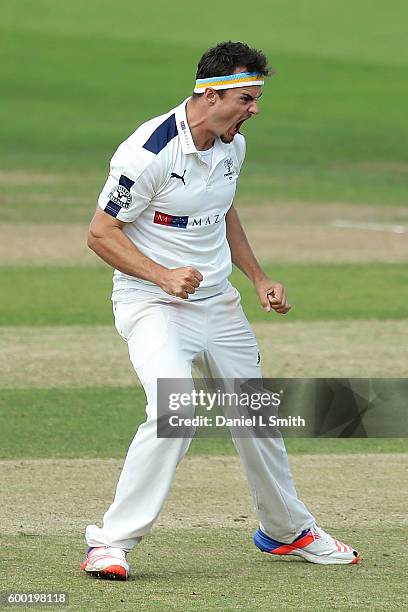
[226,205,291,314]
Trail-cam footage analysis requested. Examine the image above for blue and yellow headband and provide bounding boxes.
[194,71,264,93]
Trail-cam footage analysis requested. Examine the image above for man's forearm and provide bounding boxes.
[87,207,203,299]
[88,225,166,285]
[226,206,266,284]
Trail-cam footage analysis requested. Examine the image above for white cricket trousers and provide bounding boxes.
[86,284,314,550]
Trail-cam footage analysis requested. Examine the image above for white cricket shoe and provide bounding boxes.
[254,524,361,565]
[81,546,129,580]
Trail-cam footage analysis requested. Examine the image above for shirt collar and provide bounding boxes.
[175,97,232,159]
[175,98,197,154]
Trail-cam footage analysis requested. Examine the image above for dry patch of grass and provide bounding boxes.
[0,224,101,267]
[0,326,133,388]
[237,205,408,262]
[237,202,408,224]
[255,319,408,378]
[246,223,408,263]
[242,223,408,263]
[1,203,407,265]
[0,170,62,186]
[0,320,406,389]
[1,454,406,536]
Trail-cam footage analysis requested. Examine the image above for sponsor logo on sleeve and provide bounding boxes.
[108,185,132,209]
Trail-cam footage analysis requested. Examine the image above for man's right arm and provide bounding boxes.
[87,207,202,299]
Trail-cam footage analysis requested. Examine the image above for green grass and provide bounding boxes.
[2,0,408,65]
[1,5,407,608]
[4,155,408,225]
[1,388,406,459]
[1,527,406,611]
[1,264,407,326]
[1,1,408,213]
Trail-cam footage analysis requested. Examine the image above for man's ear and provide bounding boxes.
[203,88,217,105]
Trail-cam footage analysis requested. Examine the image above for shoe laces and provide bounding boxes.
[310,524,330,544]
[310,526,319,543]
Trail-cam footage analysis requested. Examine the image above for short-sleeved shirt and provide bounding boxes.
[98,97,246,301]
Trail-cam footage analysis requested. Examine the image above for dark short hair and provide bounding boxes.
[193,41,271,96]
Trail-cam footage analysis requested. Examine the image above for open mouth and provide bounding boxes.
[234,119,245,133]
[222,118,249,142]
[233,117,251,134]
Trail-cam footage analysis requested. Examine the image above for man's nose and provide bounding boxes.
[248,101,260,115]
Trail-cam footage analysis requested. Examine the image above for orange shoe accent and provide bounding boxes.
[270,533,314,555]
[351,554,362,564]
[98,565,128,580]
[334,539,342,552]
[271,532,316,555]
[82,563,128,580]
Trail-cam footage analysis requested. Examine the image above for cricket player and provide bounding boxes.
[82,41,360,580]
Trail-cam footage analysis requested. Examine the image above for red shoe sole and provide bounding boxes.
[82,564,128,580]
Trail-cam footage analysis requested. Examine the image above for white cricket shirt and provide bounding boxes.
[197,146,214,169]
[97,98,246,301]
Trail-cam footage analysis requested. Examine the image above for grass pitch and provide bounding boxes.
[1,320,407,390]
[2,2,408,207]
[1,2,408,609]
[1,263,408,325]
[1,388,407,459]
[4,527,406,612]
[1,454,407,611]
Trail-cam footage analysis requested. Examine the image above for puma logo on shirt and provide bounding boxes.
[171,169,187,185]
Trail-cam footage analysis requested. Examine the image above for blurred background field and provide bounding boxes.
[1,1,407,610]
[1,0,408,208]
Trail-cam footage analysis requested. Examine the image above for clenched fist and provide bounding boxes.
[159,266,203,299]
[254,277,292,315]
